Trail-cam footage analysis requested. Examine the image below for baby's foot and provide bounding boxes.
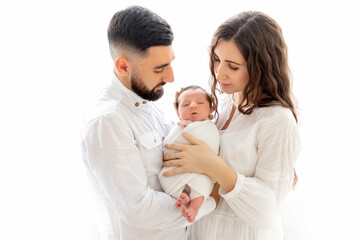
[175,192,190,208]
[181,205,197,223]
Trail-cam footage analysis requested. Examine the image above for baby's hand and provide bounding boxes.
[177,120,192,127]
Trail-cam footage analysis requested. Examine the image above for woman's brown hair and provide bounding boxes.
[209,11,298,188]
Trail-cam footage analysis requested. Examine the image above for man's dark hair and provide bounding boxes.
[107,6,173,56]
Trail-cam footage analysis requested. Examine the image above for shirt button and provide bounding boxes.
[135,102,139,107]
[142,101,146,104]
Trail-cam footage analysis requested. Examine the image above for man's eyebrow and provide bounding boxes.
[153,56,176,69]
[154,63,170,69]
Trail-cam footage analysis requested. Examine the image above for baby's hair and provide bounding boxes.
[175,85,214,110]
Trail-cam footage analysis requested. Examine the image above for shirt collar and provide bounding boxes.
[230,94,239,107]
[111,74,150,109]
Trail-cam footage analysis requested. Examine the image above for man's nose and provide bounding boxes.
[163,65,174,83]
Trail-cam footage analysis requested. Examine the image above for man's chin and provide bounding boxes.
[147,90,164,101]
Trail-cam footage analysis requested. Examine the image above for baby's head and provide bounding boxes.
[175,85,214,122]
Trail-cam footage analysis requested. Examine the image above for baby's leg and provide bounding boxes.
[181,196,204,223]
[175,191,190,209]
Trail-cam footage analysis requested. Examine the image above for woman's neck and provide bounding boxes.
[232,92,244,106]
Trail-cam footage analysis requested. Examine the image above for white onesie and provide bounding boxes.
[158,119,220,200]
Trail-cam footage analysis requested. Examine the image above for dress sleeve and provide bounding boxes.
[218,109,301,229]
[82,114,215,230]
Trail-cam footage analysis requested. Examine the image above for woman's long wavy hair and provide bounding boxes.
[209,11,298,188]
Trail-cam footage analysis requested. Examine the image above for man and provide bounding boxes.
[81,6,215,240]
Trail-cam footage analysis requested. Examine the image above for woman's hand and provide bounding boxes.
[163,132,238,193]
[162,132,219,177]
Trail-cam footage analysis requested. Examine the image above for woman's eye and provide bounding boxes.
[229,65,239,70]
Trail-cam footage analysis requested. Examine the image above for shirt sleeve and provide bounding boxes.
[218,110,301,229]
[82,114,215,230]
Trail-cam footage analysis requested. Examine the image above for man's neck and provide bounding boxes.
[114,69,131,90]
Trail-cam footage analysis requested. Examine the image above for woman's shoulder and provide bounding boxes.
[255,105,296,124]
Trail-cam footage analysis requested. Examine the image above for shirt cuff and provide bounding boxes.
[194,196,216,221]
[218,172,245,200]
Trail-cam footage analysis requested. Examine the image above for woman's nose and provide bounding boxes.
[215,62,227,80]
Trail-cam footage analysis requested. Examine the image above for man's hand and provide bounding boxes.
[210,183,220,206]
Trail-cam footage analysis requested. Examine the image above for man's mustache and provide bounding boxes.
[153,82,166,90]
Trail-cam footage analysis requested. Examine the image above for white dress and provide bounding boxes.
[189,96,301,240]
[158,120,220,200]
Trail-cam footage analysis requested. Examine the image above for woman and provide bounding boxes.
[163,11,301,239]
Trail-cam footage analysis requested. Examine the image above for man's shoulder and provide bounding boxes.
[83,87,127,125]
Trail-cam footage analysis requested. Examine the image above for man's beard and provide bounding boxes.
[131,73,165,101]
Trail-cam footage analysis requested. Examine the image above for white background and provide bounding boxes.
[0,0,359,239]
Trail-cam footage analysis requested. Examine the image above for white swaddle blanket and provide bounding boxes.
[158,119,220,199]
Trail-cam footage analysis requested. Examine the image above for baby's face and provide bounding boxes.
[177,89,211,122]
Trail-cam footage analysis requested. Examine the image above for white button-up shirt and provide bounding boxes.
[81,76,215,240]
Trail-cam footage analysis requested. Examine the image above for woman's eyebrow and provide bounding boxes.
[225,60,242,65]
[214,53,244,65]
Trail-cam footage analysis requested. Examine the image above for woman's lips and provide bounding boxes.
[219,82,231,87]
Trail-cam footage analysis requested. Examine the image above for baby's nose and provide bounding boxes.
[190,102,197,108]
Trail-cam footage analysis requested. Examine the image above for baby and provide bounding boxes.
[158,85,220,222]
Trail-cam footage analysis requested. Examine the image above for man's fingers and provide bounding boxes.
[175,90,180,100]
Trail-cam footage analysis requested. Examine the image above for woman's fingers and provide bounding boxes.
[164,134,205,155]
[164,142,187,153]
[181,132,205,146]
[162,159,182,167]
[163,150,184,161]
[162,166,184,177]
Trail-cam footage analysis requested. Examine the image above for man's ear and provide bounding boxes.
[114,56,131,76]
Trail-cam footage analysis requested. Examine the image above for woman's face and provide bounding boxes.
[213,39,249,95]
